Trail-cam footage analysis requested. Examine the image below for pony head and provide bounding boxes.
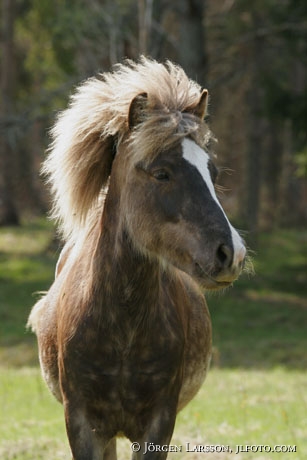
[44,57,246,288]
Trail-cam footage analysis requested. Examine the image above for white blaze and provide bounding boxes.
[182,138,245,266]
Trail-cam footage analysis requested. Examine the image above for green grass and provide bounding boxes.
[0,367,68,459]
[0,220,306,459]
[0,219,59,366]
[1,367,306,459]
[173,368,307,458]
[209,230,307,369]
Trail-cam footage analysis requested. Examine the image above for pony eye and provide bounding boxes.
[152,169,170,182]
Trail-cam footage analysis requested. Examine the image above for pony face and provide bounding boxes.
[44,57,246,290]
[115,134,246,290]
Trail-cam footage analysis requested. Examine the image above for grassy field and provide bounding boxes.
[0,221,306,459]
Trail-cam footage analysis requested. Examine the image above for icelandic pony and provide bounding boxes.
[28,57,246,460]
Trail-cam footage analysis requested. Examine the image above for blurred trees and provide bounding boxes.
[0,0,306,237]
[0,0,19,224]
[206,0,307,238]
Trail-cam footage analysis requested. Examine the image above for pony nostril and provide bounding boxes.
[216,244,233,268]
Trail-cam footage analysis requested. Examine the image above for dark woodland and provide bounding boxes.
[0,0,307,241]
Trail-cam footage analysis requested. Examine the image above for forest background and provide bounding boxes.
[0,1,307,459]
[0,0,307,235]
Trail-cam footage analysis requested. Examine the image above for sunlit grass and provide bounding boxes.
[0,219,53,255]
[0,367,306,459]
[0,368,69,460]
[175,369,307,454]
[0,221,306,459]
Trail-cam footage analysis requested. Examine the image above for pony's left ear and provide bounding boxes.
[186,89,209,120]
[128,92,148,129]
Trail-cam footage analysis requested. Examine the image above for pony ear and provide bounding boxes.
[128,92,148,129]
[186,89,209,120]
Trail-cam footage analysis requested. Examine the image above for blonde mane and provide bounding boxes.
[43,57,210,243]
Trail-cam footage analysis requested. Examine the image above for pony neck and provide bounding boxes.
[94,197,163,316]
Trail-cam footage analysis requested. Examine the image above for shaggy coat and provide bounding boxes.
[28,57,246,460]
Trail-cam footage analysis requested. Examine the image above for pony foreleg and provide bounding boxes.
[132,407,177,460]
[103,438,117,460]
[64,404,115,460]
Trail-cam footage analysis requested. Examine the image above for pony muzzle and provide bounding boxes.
[214,241,246,284]
[192,240,246,289]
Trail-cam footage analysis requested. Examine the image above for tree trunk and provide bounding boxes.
[138,0,153,55]
[244,12,265,246]
[153,0,208,83]
[0,0,19,225]
[245,85,262,244]
[262,120,283,229]
[177,0,208,85]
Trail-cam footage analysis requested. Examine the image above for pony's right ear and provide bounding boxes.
[128,92,148,129]
[194,89,208,120]
[185,89,209,120]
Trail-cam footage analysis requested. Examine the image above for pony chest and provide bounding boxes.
[63,311,184,398]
